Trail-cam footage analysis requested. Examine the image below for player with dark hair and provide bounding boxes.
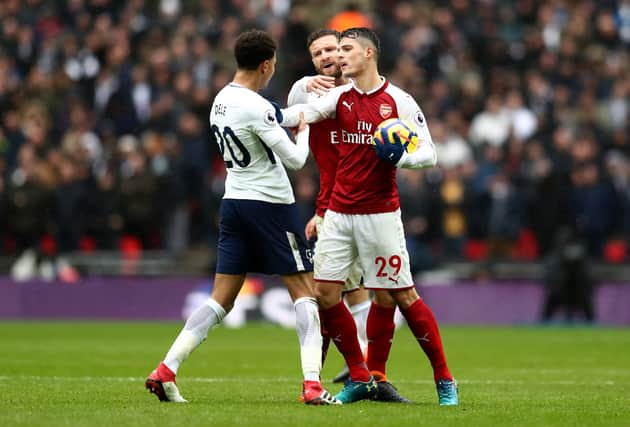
[145,29,340,405]
[281,27,459,405]
[287,29,410,403]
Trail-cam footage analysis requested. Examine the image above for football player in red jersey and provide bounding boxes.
[288,29,409,402]
[281,27,458,406]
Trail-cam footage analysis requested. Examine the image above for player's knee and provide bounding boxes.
[283,272,316,300]
[390,287,420,310]
[208,293,235,313]
[315,282,343,309]
[373,289,396,307]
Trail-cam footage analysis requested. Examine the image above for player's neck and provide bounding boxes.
[335,76,349,86]
[232,70,263,92]
[352,70,382,93]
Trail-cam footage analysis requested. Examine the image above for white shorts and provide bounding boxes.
[314,209,413,290]
[315,215,361,292]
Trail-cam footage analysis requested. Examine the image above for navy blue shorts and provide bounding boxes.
[216,199,313,275]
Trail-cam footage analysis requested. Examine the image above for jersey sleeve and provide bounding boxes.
[287,76,311,106]
[281,84,344,127]
[395,94,438,169]
[253,102,309,170]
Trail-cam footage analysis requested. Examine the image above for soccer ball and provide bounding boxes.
[373,118,419,154]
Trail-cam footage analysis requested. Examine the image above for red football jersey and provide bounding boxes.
[284,77,436,215]
[329,81,402,214]
[287,77,340,216]
[309,118,339,216]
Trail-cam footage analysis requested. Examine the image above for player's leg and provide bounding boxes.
[311,215,332,368]
[314,215,370,380]
[331,269,370,383]
[146,273,243,402]
[146,199,246,402]
[389,287,458,406]
[366,289,396,378]
[346,287,371,355]
[364,289,411,403]
[315,210,376,403]
[356,210,429,403]
[282,272,340,405]
[250,201,338,405]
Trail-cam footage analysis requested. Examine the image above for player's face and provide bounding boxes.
[309,35,341,78]
[261,53,277,88]
[338,37,369,78]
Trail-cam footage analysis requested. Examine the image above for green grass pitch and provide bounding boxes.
[0,321,629,427]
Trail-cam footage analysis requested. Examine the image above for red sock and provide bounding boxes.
[320,317,331,366]
[319,301,370,382]
[401,298,452,382]
[366,302,396,376]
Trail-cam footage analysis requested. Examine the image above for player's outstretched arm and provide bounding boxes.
[395,95,438,169]
[281,83,347,127]
[257,109,310,170]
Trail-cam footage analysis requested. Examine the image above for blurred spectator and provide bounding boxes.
[468,94,511,147]
[504,90,538,142]
[83,167,122,250]
[399,169,438,272]
[118,140,159,249]
[570,161,619,257]
[326,2,372,31]
[437,167,468,258]
[541,226,595,323]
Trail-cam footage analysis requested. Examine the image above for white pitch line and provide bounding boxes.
[0,376,621,386]
[471,368,630,376]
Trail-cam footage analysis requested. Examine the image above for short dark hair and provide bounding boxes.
[234,30,276,70]
[306,29,340,49]
[340,27,380,55]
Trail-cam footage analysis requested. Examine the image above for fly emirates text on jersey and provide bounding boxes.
[330,120,374,145]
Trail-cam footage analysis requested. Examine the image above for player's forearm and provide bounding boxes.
[396,142,437,169]
[280,104,325,127]
[280,105,302,127]
[280,127,310,170]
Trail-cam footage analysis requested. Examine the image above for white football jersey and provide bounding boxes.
[210,83,309,204]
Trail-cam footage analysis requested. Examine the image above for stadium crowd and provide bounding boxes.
[0,0,628,275]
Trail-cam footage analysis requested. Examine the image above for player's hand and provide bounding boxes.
[306,76,335,96]
[269,100,283,123]
[373,132,405,165]
[291,112,307,137]
[304,215,318,240]
[296,112,306,132]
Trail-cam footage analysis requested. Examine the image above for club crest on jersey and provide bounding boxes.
[379,104,393,119]
[264,109,276,125]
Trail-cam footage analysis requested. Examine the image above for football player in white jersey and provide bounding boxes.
[145,29,340,406]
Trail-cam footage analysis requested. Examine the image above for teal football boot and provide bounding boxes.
[436,378,459,406]
[334,376,378,403]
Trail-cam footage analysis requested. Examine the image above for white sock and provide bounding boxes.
[294,297,322,382]
[163,298,226,374]
[349,300,371,355]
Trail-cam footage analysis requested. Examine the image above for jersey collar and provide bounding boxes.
[352,76,388,97]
